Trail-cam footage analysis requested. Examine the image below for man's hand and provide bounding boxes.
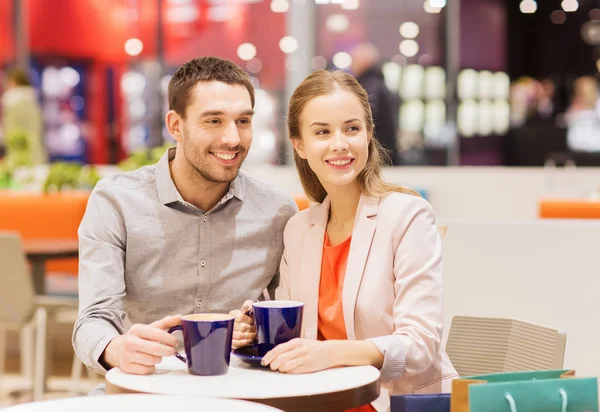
[229,300,256,349]
[101,314,182,375]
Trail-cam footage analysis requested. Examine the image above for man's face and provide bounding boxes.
[173,81,254,184]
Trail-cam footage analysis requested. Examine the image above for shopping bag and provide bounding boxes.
[450,370,598,412]
[390,393,450,412]
[469,376,598,412]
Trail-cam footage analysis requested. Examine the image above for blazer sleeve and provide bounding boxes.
[275,218,294,301]
[367,198,444,382]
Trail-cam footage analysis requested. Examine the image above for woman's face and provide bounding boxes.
[293,89,369,192]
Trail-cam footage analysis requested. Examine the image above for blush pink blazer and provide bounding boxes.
[276,193,459,411]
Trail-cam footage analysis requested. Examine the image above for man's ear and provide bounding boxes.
[166,110,183,143]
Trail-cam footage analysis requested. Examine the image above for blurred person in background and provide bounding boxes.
[566,76,600,152]
[1,68,46,164]
[351,43,400,165]
[536,78,557,120]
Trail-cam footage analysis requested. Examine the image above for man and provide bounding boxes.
[351,43,401,165]
[73,57,298,376]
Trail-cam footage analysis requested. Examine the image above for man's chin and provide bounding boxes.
[199,168,241,185]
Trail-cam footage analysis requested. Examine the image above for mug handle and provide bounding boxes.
[167,325,187,363]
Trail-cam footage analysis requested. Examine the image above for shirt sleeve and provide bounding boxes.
[71,182,127,375]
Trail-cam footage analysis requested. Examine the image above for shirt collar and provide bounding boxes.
[155,147,179,205]
[155,146,246,206]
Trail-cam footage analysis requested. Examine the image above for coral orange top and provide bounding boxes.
[318,232,376,412]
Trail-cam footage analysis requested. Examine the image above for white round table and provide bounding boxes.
[1,394,282,411]
[106,356,381,411]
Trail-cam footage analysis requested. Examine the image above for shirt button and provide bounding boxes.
[201,260,206,267]
[203,216,208,222]
[197,300,203,308]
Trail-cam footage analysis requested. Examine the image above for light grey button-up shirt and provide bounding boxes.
[72,148,298,374]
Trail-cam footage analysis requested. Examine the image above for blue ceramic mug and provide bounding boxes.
[168,314,234,376]
[253,300,304,350]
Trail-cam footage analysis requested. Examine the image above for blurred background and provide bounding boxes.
[3,0,600,407]
[2,0,600,171]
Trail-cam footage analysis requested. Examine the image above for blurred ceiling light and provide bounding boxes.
[332,52,352,69]
[279,36,299,54]
[581,21,600,45]
[312,56,328,70]
[341,0,359,10]
[551,10,567,24]
[59,67,80,88]
[237,43,257,61]
[208,5,231,21]
[270,0,289,13]
[423,1,442,14]
[399,22,419,39]
[561,0,578,12]
[399,40,419,57]
[121,71,146,95]
[326,14,350,33]
[429,0,446,6]
[315,0,330,4]
[166,4,198,22]
[247,58,263,74]
[125,38,144,56]
[331,0,344,3]
[519,0,536,13]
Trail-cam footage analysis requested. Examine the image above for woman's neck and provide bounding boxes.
[326,182,362,241]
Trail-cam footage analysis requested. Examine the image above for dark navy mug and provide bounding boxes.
[253,301,304,350]
[168,314,234,376]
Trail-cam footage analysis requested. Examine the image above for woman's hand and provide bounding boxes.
[261,338,337,373]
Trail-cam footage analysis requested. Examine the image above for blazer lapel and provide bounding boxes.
[342,195,379,340]
[297,198,329,340]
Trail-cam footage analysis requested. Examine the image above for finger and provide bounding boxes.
[262,341,295,365]
[269,348,303,371]
[149,314,182,330]
[133,326,178,347]
[232,339,254,349]
[233,330,256,342]
[126,336,176,358]
[127,352,163,367]
[121,362,156,375]
[240,314,255,325]
[241,300,254,312]
[233,320,255,332]
[277,357,307,373]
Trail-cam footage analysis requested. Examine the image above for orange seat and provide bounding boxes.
[0,191,90,275]
[539,199,600,219]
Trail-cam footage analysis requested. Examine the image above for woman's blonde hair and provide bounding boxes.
[287,70,419,203]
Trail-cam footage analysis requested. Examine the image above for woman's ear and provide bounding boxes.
[291,138,307,159]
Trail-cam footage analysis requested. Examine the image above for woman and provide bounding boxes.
[259,70,458,412]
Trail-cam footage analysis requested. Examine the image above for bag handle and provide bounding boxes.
[505,388,568,412]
